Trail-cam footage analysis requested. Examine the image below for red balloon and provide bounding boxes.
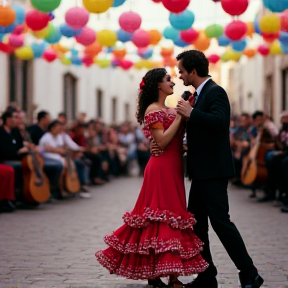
[258,44,269,56]
[261,32,280,43]
[120,59,134,70]
[180,28,199,43]
[43,49,57,62]
[25,9,50,31]
[212,0,220,2]
[208,54,220,64]
[82,55,93,67]
[280,11,288,32]
[0,42,15,54]
[162,0,190,13]
[225,20,247,41]
[221,0,248,16]
[152,0,162,2]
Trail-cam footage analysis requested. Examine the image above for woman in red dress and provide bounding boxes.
[96,68,208,287]
[0,164,15,212]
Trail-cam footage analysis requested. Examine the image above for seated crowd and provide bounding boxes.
[230,110,288,214]
[0,106,150,213]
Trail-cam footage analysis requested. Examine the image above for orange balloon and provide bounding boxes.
[112,48,127,60]
[193,31,210,51]
[163,57,177,67]
[148,29,162,45]
[160,47,174,58]
[246,22,255,38]
[0,6,16,27]
[243,48,257,58]
[51,44,69,55]
[84,41,102,58]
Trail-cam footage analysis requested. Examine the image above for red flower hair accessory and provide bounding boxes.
[139,77,146,91]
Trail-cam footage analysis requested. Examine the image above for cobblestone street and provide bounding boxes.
[1,177,288,288]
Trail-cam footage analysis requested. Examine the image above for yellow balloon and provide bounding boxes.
[225,48,242,62]
[32,26,49,39]
[83,0,113,13]
[259,14,280,34]
[134,59,155,70]
[60,57,72,65]
[15,46,34,60]
[97,30,117,47]
[270,40,282,55]
[95,58,111,68]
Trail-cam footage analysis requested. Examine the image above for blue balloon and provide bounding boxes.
[71,55,82,66]
[279,32,288,45]
[12,5,25,25]
[173,37,188,48]
[263,0,288,12]
[281,43,288,54]
[0,33,4,41]
[71,48,79,56]
[45,26,62,44]
[169,10,195,31]
[31,42,46,58]
[112,0,126,7]
[254,18,261,34]
[116,29,132,42]
[106,47,114,53]
[60,24,82,38]
[231,39,247,52]
[0,23,16,34]
[163,26,179,41]
[218,35,230,47]
[138,48,153,59]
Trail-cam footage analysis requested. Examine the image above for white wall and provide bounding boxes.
[0,53,8,114]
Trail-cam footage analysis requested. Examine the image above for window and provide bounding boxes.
[8,55,33,122]
[124,103,130,121]
[96,89,103,118]
[264,75,273,118]
[282,68,288,110]
[112,98,117,122]
[63,73,77,123]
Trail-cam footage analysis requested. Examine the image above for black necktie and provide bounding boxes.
[193,91,199,108]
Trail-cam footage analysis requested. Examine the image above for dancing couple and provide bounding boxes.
[96,50,264,288]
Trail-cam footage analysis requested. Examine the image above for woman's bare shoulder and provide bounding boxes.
[145,104,162,116]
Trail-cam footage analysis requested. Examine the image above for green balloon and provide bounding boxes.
[205,24,223,39]
[31,0,62,12]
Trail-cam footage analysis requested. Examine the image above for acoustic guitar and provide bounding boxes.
[240,129,268,186]
[62,135,81,194]
[21,132,50,203]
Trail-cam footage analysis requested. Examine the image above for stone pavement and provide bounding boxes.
[0,177,288,288]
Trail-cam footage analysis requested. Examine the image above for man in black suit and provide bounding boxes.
[176,50,263,288]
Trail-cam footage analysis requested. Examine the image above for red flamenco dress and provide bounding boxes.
[96,110,208,279]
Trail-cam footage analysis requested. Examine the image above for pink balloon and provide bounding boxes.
[65,7,89,29]
[221,0,248,16]
[43,49,57,62]
[132,29,150,48]
[8,34,24,47]
[119,11,142,33]
[75,27,96,46]
[225,20,247,41]
[180,28,199,44]
[12,24,25,35]
[82,55,93,67]
[208,54,220,64]
[25,9,50,31]
[258,44,269,56]
[162,0,190,13]
[120,59,134,70]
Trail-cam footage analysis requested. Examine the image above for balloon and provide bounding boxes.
[279,31,288,45]
[225,20,247,41]
[243,48,257,58]
[163,26,179,41]
[25,9,50,31]
[45,23,62,44]
[161,47,174,58]
[116,29,132,42]
[71,55,82,65]
[31,42,46,58]
[180,28,199,44]
[169,10,195,31]
[60,56,72,65]
[263,0,288,12]
[112,0,126,7]
[262,32,280,43]
[75,27,96,46]
[8,34,24,48]
[162,0,190,13]
[30,0,61,13]
[246,22,255,38]
[65,7,89,29]
[82,55,93,67]
[0,42,15,54]
[119,59,133,70]
[259,14,280,34]
[14,46,34,60]
[43,49,57,62]
[193,31,211,51]
[207,54,220,64]
[148,29,162,45]
[137,48,153,59]
[12,24,26,35]
[32,25,50,38]
[221,0,248,16]
[95,58,111,68]
[97,29,117,47]
[0,6,16,27]
[132,29,150,48]
[258,44,269,56]
[85,41,102,58]
[173,37,188,47]
[119,11,141,33]
[83,0,113,13]
[12,5,25,25]
[270,40,282,54]
[0,23,16,34]
[112,48,126,60]
[60,24,82,38]
[231,38,247,52]
[280,11,288,32]
[205,24,223,38]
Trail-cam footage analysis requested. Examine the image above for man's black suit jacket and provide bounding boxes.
[186,80,235,180]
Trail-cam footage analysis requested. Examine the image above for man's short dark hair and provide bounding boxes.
[48,120,62,132]
[176,50,209,77]
[252,110,264,120]
[1,111,13,125]
[240,112,250,119]
[37,110,49,122]
[58,112,67,118]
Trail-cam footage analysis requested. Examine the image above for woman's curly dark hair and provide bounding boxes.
[136,68,167,124]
